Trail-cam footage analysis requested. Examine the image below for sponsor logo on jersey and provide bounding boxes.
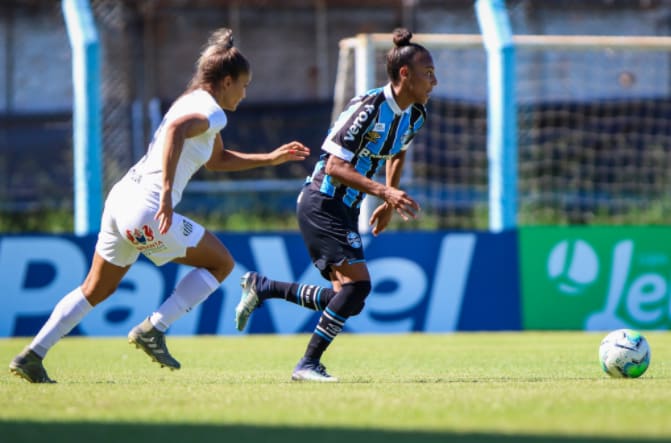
[373,122,386,132]
[344,105,375,142]
[359,147,394,159]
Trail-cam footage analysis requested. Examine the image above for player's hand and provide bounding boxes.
[382,187,420,221]
[154,193,173,235]
[369,202,393,236]
[269,141,310,165]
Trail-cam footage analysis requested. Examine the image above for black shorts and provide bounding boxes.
[297,183,365,281]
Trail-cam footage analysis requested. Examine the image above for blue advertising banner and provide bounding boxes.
[0,231,520,337]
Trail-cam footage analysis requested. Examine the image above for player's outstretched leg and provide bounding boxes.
[235,272,339,331]
[128,318,181,370]
[235,271,261,331]
[291,357,338,382]
[9,347,56,383]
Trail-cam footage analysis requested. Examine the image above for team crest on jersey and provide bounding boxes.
[126,225,155,245]
[346,231,362,249]
[364,130,382,144]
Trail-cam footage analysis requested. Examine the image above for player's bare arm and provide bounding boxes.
[205,137,310,171]
[386,150,406,188]
[325,154,419,221]
[369,151,410,235]
[156,113,211,234]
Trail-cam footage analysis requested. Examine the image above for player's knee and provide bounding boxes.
[352,280,372,296]
[214,261,234,282]
[329,280,371,318]
[82,286,116,307]
[209,251,234,282]
[350,301,366,316]
[345,280,371,317]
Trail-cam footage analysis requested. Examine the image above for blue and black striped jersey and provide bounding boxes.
[306,83,427,209]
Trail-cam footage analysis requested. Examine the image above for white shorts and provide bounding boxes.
[95,182,205,267]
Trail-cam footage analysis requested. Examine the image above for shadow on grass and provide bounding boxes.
[0,421,665,443]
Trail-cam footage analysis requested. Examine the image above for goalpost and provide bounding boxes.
[333,33,487,233]
[333,31,671,231]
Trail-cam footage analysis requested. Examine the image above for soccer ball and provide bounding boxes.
[599,329,650,378]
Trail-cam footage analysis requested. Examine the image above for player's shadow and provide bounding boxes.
[0,421,664,443]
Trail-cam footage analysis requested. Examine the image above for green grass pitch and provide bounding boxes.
[1,332,670,443]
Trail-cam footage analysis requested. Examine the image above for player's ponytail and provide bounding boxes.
[207,28,235,51]
[386,27,428,84]
[187,27,250,92]
[392,28,413,47]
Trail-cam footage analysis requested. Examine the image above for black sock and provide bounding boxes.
[303,282,369,361]
[259,278,336,311]
[304,307,346,360]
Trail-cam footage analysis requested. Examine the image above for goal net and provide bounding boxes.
[333,33,671,229]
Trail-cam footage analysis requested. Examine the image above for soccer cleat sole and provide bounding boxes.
[128,339,180,371]
[291,372,339,383]
[9,366,56,384]
[236,272,260,331]
[10,367,34,383]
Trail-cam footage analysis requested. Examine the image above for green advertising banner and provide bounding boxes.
[520,226,671,331]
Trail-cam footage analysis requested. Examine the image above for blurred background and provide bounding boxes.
[3,0,671,232]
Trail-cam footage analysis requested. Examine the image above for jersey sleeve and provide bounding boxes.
[321,92,382,162]
[168,91,228,134]
[186,90,227,133]
[207,108,228,133]
[401,103,427,151]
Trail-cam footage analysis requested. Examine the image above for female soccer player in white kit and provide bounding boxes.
[9,28,310,383]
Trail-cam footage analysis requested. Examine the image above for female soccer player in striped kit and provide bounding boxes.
[235,28,436,382]
[9,28,310,383]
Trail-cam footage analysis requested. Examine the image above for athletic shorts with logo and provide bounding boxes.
[95,181,205,267]
[297,182,365,281]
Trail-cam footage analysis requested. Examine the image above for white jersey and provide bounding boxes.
[122,89,227,208]
[96,89,225,267]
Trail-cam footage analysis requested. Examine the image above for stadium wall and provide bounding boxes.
[4,227,670,337]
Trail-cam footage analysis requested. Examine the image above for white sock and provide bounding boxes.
[150,268,220,332]
[30,287,93,358]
